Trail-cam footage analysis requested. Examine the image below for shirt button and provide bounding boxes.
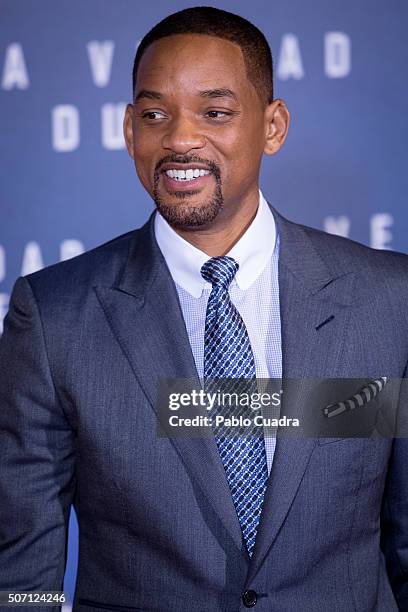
[242,589,257,607]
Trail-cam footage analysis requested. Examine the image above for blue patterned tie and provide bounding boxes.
[201,256,268,557]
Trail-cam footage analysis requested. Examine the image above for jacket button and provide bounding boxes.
[242,589,257,607]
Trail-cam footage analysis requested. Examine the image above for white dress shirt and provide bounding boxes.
[154,189,282,474]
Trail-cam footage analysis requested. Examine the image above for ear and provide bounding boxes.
[123,103,135,159]
[263,99,290,156]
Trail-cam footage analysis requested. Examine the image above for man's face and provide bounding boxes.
[124,34,275,230]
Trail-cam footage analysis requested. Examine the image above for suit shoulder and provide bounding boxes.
[23,227,142,299]
[300,221,408,276]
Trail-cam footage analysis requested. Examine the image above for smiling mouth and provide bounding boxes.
[162,168,211,182]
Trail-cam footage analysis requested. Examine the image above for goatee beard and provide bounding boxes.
[153,156,223,230]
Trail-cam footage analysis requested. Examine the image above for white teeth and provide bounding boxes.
[165,168,211,181]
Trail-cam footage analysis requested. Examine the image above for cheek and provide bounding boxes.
[133,152,154,194]
[215,119,264,174]
[133,123,159,158]
[217,137,262,179]
[133,134,156,178]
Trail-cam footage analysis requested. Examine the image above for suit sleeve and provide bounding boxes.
[0,276,76,609]
[381,373,408,610]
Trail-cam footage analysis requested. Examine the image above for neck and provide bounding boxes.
[172,188,260,256]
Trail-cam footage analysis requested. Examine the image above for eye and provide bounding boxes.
[206,110,232,119]
[141,111,166,120]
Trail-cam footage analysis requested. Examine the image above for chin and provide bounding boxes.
[155,198,223,229]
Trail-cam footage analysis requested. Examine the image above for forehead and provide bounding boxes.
[135,34,251,97]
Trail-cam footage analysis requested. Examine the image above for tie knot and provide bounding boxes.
[200,256,239,289]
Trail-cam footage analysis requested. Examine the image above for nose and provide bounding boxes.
[161,114,206,154]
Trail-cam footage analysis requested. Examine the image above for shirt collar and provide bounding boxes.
[154,189,276,298]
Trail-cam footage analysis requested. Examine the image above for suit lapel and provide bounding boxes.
[94,214,245,554]
[93,204,357,574]
[247,206,357,583]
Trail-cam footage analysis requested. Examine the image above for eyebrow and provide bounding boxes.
[135,89,162,102]
[134,87,239,103]
[198,88,239,102]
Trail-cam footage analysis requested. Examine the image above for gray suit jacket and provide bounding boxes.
[1,205,408,612]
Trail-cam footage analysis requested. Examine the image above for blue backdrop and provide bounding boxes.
[1,0,408,606]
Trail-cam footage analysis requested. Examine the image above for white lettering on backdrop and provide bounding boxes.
[101,103,127,149]
[324,32,351,78]
[277,34,304,80]
[1,43,29,90]
[323,215,351,238]
[52,105,80,152]
[370,213,394,249]
[0,245,5,282]
[87,40,115,87]
[0,294,9,335]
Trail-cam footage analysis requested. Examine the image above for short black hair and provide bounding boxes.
[132,6,273,106]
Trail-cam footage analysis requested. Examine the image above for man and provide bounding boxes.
[0,6,407,611]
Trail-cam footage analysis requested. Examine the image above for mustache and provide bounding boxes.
[155,154,221,179]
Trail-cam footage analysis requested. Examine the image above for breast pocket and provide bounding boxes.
[313,378,391,443]
[317,436,351,445]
